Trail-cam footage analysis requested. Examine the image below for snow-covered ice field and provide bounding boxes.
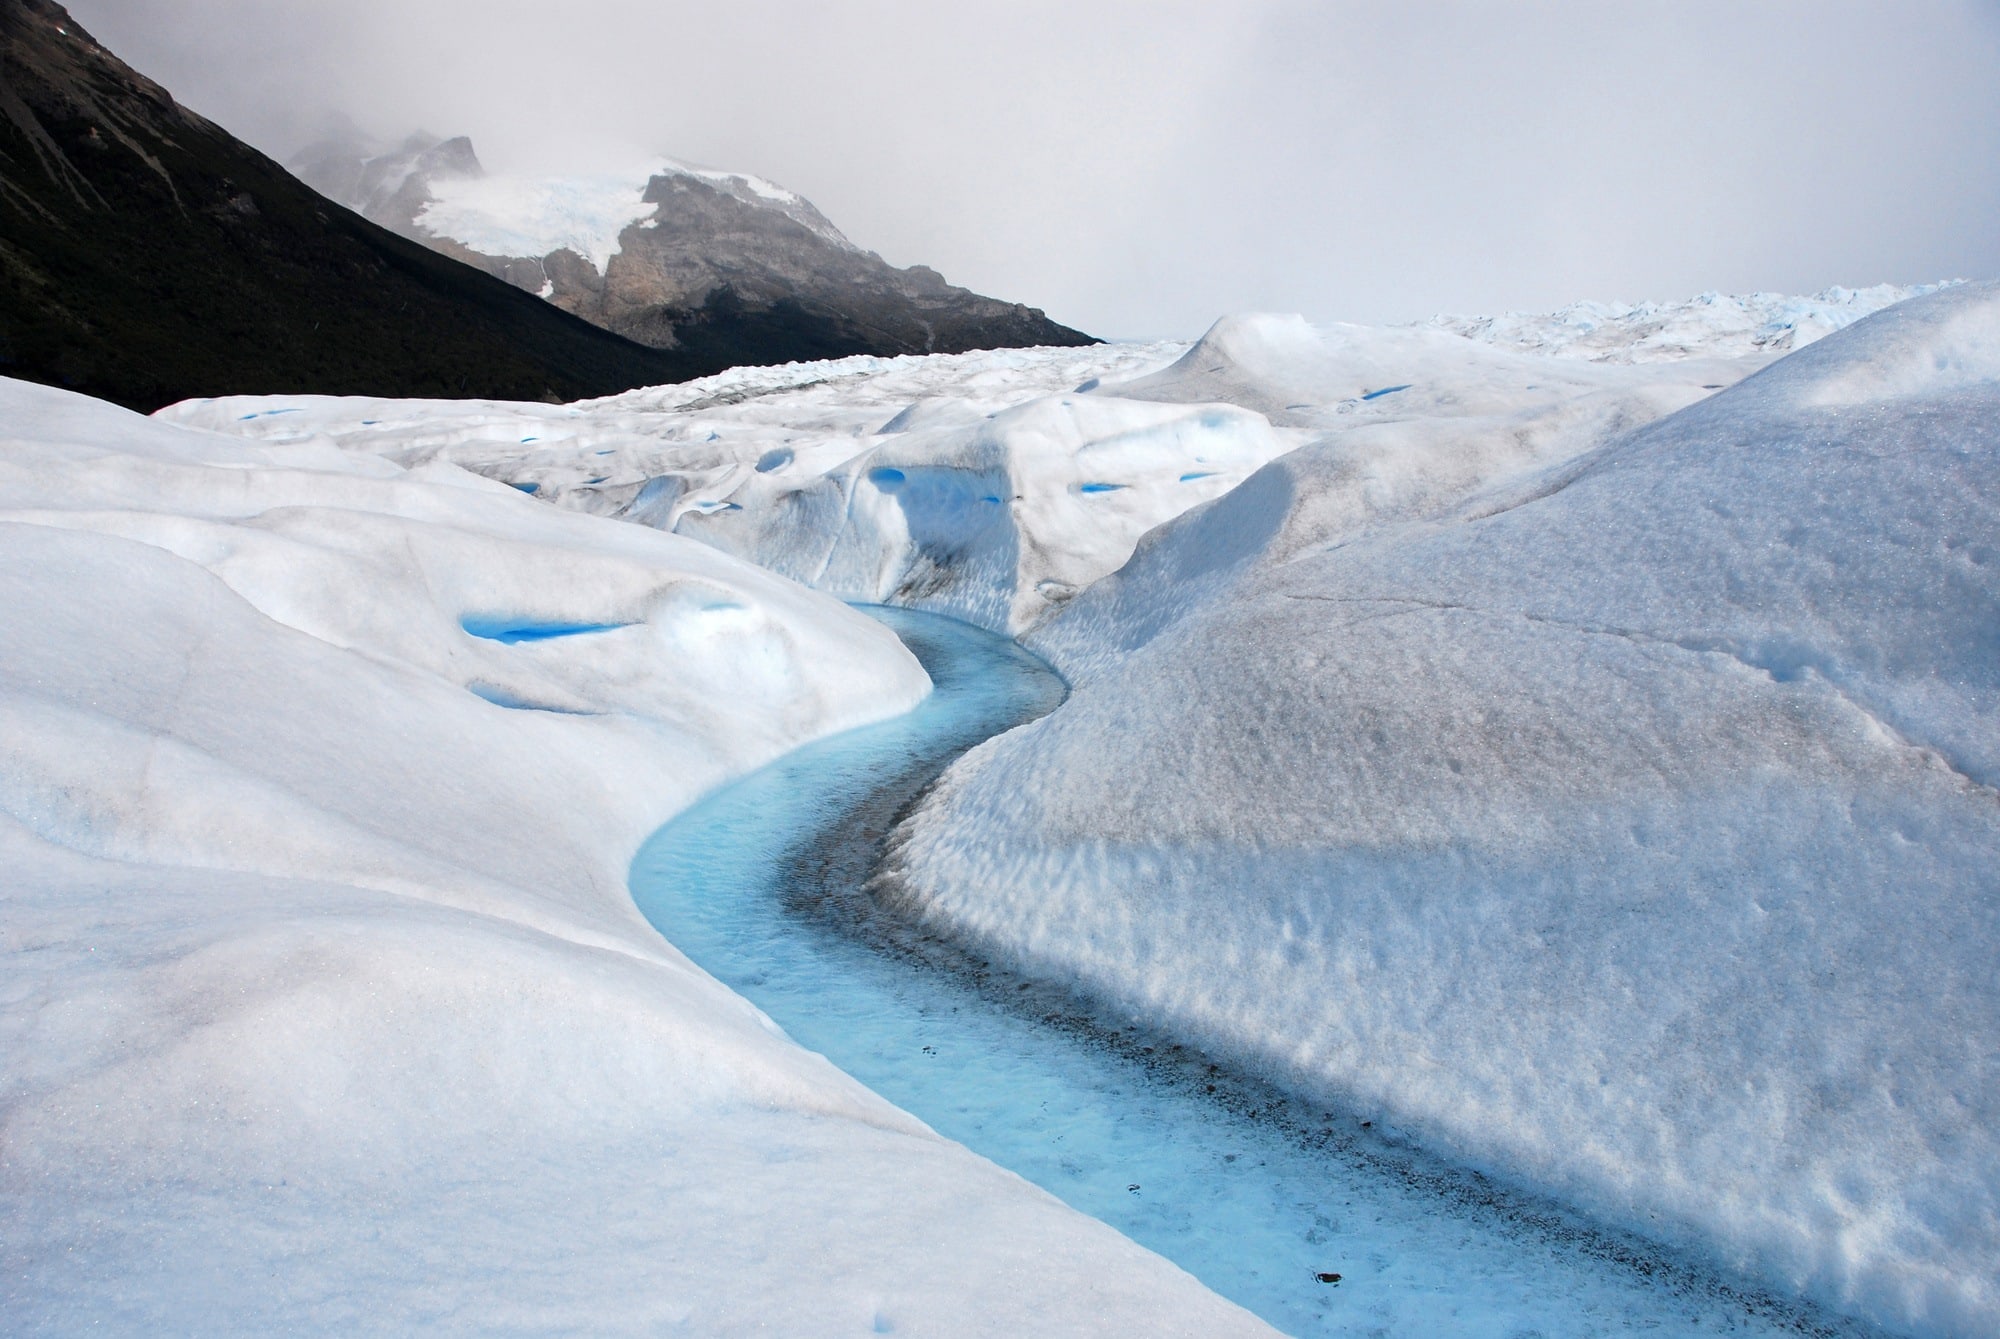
[6,280,1992,1335]
[884,283,2000,1336]
[0,382,1267,1333]
[635,604,1873,1337]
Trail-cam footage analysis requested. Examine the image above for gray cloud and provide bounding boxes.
[67,0,2000,337]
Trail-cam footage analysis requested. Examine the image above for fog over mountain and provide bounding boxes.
[62,0,2000,338]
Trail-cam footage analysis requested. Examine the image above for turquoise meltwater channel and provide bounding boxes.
[629,606,1865,1339]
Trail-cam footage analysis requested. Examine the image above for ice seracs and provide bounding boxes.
[1427,282,1954,363]
[163,310,1763,636]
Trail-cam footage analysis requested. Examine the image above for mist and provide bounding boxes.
[65,0,2000,338]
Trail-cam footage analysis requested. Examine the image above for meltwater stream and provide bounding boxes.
[630,607,1863,1339]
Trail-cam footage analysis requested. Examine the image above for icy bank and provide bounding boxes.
[0,378,1271,1334]
[880,283,2000,1336]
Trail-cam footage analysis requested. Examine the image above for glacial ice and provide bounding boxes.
[0,378,1268,1335]
[1429,282,1958,364]
[881,283,2000,1338]
[163,309,1762,636]
[136,280,1994,1335]
[636,606,1870,1339]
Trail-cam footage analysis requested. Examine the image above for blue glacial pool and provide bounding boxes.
[630,605,1866,1338]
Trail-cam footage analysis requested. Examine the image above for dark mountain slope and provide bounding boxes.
[0,0,682,411]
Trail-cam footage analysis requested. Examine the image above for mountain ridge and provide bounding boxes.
[292,131,1097,363]
[0,0,692,411]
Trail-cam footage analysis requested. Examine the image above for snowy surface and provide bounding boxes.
[417,156,852,271]
[880,283,2000,1338]
[635,607,1860,1339]
[0,378,1271,1334]
[146,283,1991,1333]
[1428,282,1955,363]
[164,319,1756,636]
[165,342,1265,634]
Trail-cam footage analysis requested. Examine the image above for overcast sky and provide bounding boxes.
[67,0,2000,339]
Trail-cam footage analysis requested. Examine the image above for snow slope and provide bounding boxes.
[0,378,1272,1335]
[878,283,2000,1337]
[163,316,1761,636]
[417,156,855,273]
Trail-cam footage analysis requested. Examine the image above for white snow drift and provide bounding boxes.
[879,283,2000,1338]
[0,379,1271,1335]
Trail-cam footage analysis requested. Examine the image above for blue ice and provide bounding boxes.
[1179,471,1219,482]
[629,607,1860,1339]
[466,682,596,713]
[1361,384,1412,401]
[460,616,631,644]
[511,481,540,494]
[1076,481,1127,494]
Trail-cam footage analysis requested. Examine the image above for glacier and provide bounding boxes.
[11,280,1991,1335]
[0,379,1268,1334]
[160,296,1795,637]
[879,282,2000,1337]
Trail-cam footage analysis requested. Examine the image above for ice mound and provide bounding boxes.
[881,283,2000,1336]
[0,378,1270,1335]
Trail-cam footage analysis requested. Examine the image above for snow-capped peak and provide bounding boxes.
[413,155,854,273]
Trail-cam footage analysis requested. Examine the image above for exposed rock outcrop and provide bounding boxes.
[293,132,1097,365]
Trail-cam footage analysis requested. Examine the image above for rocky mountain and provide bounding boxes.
[291,131,1096,366]
[0,0,690,411]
